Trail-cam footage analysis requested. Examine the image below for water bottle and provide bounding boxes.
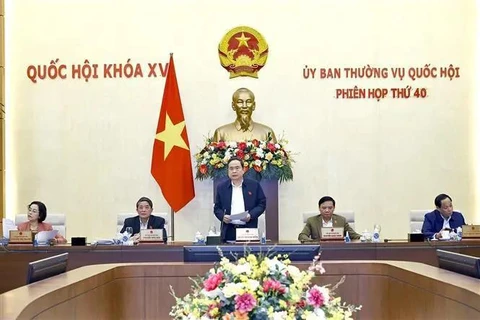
[457,227,463,241]
[121,234,129,244]
[362,230,371,242]
[194,231,205,244]
[344,231,351,243]
[373,224,381,243]
[261,232,266,244]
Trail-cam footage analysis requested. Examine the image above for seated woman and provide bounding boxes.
[120,197,166,242]
[17,201,67,244]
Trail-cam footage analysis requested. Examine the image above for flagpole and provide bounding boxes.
[170,207,175,241]
[169,51,174,242]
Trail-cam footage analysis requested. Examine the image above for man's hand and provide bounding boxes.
[223,215,232,224]
[434,232,442,239]
[132,233,141,244]
[241,213,251,222]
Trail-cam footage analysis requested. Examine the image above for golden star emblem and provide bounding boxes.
[235,32,251,48]
[155,113,189,160]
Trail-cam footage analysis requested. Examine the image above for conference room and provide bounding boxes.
[1,0,480,319]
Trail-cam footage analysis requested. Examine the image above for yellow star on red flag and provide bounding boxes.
[155,113,189,160]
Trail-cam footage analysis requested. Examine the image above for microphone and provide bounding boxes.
[383,238,408,243]
[220,209,226,243]
[162,228,168,244]
[426,237,433,246]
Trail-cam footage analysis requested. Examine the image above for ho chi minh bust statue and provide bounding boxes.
[212,88,277,143]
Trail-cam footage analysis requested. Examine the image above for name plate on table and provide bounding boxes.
[236,228,259,242]
[140,229,164,242]
[9,230,33,244]
[321,227,344,240]
[463,225,480,238]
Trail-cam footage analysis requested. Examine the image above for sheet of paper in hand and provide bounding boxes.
[230,211,248,225]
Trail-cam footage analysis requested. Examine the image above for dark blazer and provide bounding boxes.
[214,178,266,241]
[421,210,466,239]
[120,215,166,236]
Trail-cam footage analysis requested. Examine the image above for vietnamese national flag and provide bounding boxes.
[151,54,195,212]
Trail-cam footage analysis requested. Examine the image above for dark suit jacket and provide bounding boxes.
[298,214,361,242]
[214,178,266,241]
[421,210,466,238]
[120,215,166,237]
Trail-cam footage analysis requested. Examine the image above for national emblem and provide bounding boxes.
[218,26,268,78]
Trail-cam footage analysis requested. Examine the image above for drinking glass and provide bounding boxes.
[208,226,217,235]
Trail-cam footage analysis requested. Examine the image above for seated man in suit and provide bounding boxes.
[214,157,266,242]
[298,196,360,242]
[421,193,466,239]
[120,197,166,241]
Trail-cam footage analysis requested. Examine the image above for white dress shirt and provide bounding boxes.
[442,215,451,229]
[140,218,149,230]
[231,181,246,225]
[322,219,333,227]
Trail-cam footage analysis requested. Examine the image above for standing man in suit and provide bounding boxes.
[298,196,360,242]
[120,197,166,241]
[421,193,466,239]
[214,157,267,242]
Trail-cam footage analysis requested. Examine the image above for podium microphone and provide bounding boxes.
[162,228,168,244]
[383,238,408,243]
[220,209,226,243]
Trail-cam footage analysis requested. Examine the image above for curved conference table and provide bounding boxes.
[0,261,479,320]
[2,240,480,295]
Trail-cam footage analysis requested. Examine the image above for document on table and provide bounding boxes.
[93,239,116,245]
[36,230,58,244]
[230,211,248,225]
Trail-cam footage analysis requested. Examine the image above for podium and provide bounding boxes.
[213,177,279,242]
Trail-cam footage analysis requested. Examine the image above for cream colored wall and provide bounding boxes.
[5,0,478,241]
[0,0,4,218]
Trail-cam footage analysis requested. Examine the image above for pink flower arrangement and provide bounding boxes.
[234,293,257,313]
[203,272,223,291]
[170,250,361,319]
[194,137,294,182]
[262,279,286,294]
[306,285,329,308]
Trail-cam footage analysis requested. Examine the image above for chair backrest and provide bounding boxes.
[116,213,169,234]
[409,210,430,233]
[302,210,355,230]
[15,213,66,237]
